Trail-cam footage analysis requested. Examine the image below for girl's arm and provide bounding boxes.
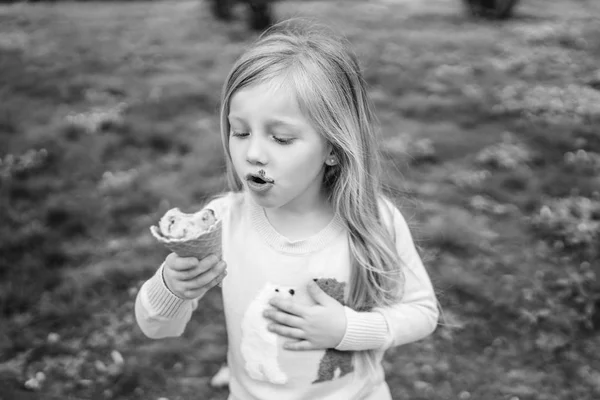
[135,263,200,339]
[135,192,234,339]
[335,200,439,352]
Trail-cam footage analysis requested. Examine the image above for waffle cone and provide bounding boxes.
[150,220,222,260]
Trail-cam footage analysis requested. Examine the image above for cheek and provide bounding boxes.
[227,144,244,176]
[228,140,242,162]
[287,147,325,170]
[299,152,326,177]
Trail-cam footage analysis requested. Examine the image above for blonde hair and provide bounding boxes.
[219,18,406,372]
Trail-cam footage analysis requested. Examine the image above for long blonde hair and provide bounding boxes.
[219,18,406,372]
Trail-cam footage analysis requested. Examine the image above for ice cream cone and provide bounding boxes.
[150,206,223,260]
[150,221,222,260]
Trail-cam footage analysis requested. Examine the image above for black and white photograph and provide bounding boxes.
[1,0,599,399]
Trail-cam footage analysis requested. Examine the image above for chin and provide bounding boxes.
[252,193,297,212]
[246,189,276,207]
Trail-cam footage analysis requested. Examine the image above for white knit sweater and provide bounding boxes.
[135,191,438,400]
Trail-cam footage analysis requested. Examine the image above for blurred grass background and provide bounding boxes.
[1,0,599,399]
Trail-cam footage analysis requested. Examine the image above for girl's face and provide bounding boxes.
[228,80,332,213]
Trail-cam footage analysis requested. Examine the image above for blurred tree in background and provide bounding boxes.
[210,0,274,31]
[462,0,521,19]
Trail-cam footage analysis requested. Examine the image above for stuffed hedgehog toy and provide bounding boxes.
[312,278,355,384]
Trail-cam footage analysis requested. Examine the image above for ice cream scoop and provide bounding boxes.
[158,208,217,240]
[150,205,222,260]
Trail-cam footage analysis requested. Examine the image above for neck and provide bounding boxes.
[264,192,335,241]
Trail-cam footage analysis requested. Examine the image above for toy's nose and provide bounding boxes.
[289,289,295,295]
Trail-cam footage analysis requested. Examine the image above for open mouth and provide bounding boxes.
[246,173,274,185]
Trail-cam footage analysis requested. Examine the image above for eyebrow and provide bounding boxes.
[228,115,301,131]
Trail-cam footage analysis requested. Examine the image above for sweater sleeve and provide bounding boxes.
[335,200,439,351]
[135,263,200,339]
[135,192,234,339]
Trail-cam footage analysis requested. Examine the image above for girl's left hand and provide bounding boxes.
[264,280,347,351]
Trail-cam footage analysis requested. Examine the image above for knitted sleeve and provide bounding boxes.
[134,192,234,339]
[335,199,439,351]
[134,263,200,338]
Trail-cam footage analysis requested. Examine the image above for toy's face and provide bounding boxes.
[314,278,346,303]
[315,278,338,291]
[271,285,296,300]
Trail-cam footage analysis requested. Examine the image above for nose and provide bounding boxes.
[246,134,268,166]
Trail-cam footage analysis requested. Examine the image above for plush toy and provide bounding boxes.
[312,278,354,384]
[241,282,296,385]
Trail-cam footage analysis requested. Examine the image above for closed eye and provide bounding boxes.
[272,136,294,145]
[230,131,249,138]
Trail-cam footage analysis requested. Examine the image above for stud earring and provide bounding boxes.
[326,156,337,166]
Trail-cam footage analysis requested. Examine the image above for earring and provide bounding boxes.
[326,156,337,166]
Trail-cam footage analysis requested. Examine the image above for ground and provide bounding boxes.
[0,0,599,399]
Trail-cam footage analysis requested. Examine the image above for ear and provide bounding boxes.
[324,145,339,167]
[326,141,334,155]
[323,143,333,160]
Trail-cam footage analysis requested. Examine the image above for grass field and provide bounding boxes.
[1,0,599,399]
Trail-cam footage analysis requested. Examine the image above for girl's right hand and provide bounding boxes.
[163,253,227,300]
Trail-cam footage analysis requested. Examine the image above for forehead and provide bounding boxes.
[228,79,304,123]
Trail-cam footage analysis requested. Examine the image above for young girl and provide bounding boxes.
[135,19,438,400]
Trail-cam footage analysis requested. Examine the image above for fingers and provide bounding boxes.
[283,340,316,351]
[166,252,197,271]
[264,308,304,328]
[183,269,227,299]
[168,253,219,272]
[267,323,306,340]
[173,259,225,281]
[306,280,330,305]
[269,299,306,318]
[181,260,227,291]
